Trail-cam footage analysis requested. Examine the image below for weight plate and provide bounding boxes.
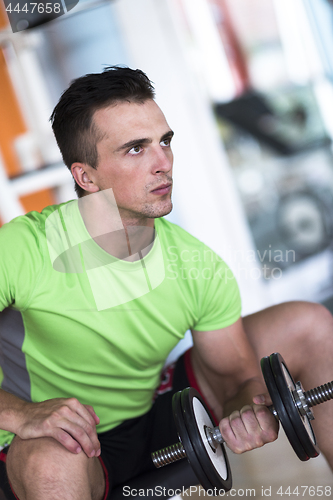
[270,353,319,459]
[180,388,232,492]
[172,390,216,491]
[261,355,310,461]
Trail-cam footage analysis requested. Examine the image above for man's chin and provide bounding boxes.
[153,202,173,219]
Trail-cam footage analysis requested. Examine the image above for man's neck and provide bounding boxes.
[78,190,155,261]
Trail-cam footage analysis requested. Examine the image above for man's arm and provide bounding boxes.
[191,317,278,453]
[0,388,101,457]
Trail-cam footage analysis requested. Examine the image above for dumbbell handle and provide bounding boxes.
[303,381,333,407]
[152,409,278,468]
[152,380,333,468]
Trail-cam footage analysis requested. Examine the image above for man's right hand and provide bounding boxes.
[16,398,101,457]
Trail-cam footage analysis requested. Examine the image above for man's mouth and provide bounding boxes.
[151,183,172,196]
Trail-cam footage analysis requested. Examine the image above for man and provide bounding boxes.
[0,66,332,500]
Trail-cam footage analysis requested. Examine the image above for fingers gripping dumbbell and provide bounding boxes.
[151,353,333,492]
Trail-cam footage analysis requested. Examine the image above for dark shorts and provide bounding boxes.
[0,350,214,500]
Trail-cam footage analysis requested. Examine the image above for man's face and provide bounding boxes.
[87,99,174,224]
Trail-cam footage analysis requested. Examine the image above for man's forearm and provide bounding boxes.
[191,345,267,420]
[222,376,267,417]
[0,388,28,435]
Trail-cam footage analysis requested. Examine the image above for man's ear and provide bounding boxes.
[71,163,100,194]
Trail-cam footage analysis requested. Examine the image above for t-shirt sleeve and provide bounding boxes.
[192,245,242,331]
[0,218,43,311]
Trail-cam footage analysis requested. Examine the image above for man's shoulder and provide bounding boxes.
[156,218,232,274]
[1,201,74,235]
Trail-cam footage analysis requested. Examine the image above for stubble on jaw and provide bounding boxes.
[118,199,173,227]
[142,199,173,219]
[117,179,173,224]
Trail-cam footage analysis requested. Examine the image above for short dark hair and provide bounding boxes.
[50,66,155,197]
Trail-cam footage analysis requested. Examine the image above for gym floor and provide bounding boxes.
[181,431,333,498]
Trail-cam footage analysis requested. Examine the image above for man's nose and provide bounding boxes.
[152,147,173,174]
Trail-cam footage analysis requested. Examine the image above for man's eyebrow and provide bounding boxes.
[114,130,174,153]
[161,130,174,142]
[114,137,152,153]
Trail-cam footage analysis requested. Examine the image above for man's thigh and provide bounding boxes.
[5,435,105,500]
[242,300,333,379]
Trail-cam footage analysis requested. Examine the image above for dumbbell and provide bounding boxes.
[151,352,333,492]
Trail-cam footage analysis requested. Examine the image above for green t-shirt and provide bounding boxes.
[0,200,241,447]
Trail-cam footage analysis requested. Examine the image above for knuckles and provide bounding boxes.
[253,404,271,420]
[58,405,72,417]
[66,398,80,408]
[219,403,278,454]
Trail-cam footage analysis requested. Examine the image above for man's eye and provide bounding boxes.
[161,139,171,147]
[128,145,143,155]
